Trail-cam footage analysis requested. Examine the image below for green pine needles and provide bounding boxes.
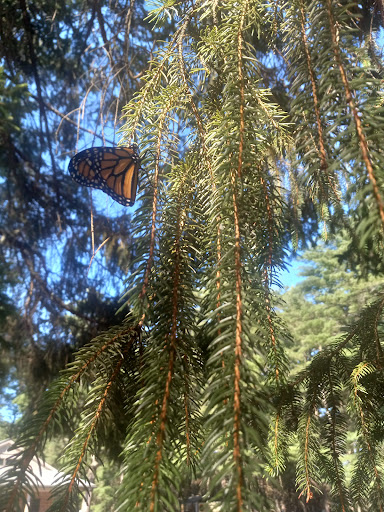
[2,0,384,510]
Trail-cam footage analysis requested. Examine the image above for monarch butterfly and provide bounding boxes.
[68,144,140,206]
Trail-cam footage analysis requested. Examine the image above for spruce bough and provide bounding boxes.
[2,0,384,510]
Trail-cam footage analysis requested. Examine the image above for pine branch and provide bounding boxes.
[230,4,247,509]
[325,364,351,512]
[325,0,384,229]
[50,355,127,512]
[1,324,138,512]
[349,362,384,510]
[297,0,340,204]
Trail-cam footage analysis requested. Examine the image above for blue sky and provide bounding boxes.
[279,258,304,289]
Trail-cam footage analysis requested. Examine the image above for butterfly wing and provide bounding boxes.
[69,147,103,188]
[68,146,140,207]
[96,147,140,206]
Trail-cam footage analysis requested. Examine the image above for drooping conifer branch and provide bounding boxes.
[270,412,282,473]
[183,355,191,466]
[261,175,280,383]
[287,162,301,249]
[291,295,384,391]
[232,4,247,509]
[374,301,384,365]
[138,95,178,326]
[148,173,190,511]
[176,17,223,324]
[298,0,326,172]
[176,17,225,390]
[149,322,178,509]
[122,46,177,140]
[4,327,136,512]
[325,0,384,228]
[284,1,342,218]
[327,367,349,512]
[57,355,126,512]
[138,116,162,316]
[350,363,384,511]
[299,414,314,502]
[297,381,322,504]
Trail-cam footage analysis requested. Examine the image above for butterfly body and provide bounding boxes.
[68,145,140,206]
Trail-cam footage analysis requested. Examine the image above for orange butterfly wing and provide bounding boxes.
[68,146,140,206]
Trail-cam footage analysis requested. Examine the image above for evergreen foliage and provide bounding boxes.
[0,0,154,407]
[281,237,384,372]
[2,0,384,511]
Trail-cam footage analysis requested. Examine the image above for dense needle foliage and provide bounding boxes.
[2,0,384,511]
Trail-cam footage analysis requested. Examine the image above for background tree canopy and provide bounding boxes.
[0,0,154,407]
[1,0,384,511]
